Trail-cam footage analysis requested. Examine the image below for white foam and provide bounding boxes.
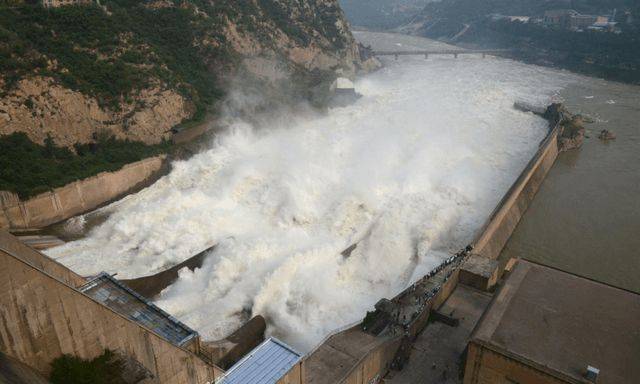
[47,57,575,350]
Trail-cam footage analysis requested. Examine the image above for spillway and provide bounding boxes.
[48,56,577,351]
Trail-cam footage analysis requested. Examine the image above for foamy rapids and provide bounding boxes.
[48,57,575,351]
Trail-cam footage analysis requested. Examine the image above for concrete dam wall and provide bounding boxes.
[472,123,560,260]
[0,156,166,231]
[0,230,85,288]
[305,115,564,384]
[0,229,223,383]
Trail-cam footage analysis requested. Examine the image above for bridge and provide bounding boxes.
[373,49,510,59]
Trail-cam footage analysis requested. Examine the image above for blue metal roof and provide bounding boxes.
[79,272,198,347]
[220,337,302,384]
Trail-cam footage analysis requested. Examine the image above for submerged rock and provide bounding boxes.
[598,129,617,141]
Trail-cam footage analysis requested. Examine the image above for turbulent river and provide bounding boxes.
[47,33,579,351]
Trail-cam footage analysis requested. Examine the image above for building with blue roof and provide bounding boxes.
[219,337,303,384]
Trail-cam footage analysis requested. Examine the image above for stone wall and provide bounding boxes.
[472,124,560,260]
[0,156,166,230]
[0,235,223,383]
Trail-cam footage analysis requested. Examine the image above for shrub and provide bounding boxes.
[0,132,170,199]
[49,350,127,384]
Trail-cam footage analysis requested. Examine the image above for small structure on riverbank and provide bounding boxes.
[0,156,167,231]
[219,338,303,384]
[329,77,361,107]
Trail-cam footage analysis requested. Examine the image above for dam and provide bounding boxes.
[3,29,626,384]
[43,53,575,352]
[4,98,624,383]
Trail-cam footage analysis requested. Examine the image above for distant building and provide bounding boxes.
[544,9,618,31]
[544,9,578,26]
[463,260,640,384]
[624,11,634,24]
[489,14,529,23]
[588,21,619,32]
[569,14,598,30]
[508,16,530,23]
[41,0,92,8]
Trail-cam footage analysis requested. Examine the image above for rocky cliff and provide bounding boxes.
[0,0,377,147]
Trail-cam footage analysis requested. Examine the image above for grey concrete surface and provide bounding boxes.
[385,285,492,384]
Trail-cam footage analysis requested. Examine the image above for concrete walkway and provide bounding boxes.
[385,285,492,383]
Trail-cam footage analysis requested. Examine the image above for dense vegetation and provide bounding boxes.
[0,0,357,198]
[416,0,640,84]
[0,132,169,198]
[339,0,431,29]
[0,1,230,116]
[459,19,640,84]
[49,350,129,384]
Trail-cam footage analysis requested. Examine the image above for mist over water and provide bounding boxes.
[48,57,574,350]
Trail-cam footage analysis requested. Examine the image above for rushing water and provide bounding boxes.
[47,34,578,350]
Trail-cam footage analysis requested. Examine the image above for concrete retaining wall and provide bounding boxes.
[0,235,223,383]
[472,125,560,260]
[341,337,403,384]
[277,360,305,384]
[0,229,85,288]
[0,209,8,229]
[0,156,167,230]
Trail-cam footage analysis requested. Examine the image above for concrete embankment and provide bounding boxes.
[472,122,560,260]
[304,104,570,384]
[0,156,167,231]
[0,229,223,383]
